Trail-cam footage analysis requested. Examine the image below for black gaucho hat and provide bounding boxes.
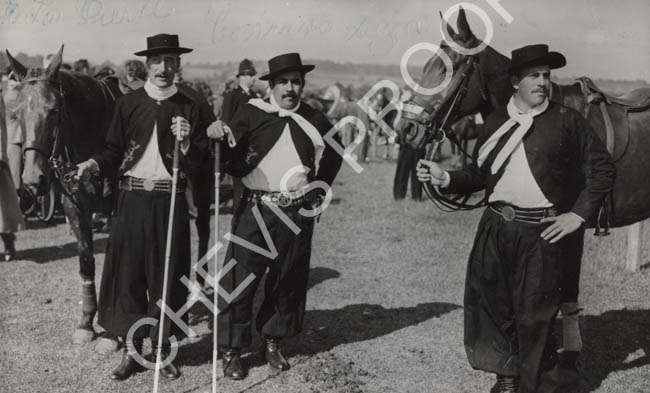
[509,44,566,75]
[134,34,193,57]
[258,53,315,81]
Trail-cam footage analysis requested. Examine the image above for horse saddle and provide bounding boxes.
[575,77,650,162]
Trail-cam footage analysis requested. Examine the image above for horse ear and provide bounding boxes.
[45,44,64,78]
[5,50,27,81]
[457,7,476,42]
[440,11,458,40]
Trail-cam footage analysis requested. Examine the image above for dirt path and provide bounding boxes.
[1,159,649,393]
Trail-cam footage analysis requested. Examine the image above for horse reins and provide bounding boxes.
[400,55,488,211]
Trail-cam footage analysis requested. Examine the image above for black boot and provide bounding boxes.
[222,347,245,380]
[490,375,519,393]
[110,339,143,381]
[154,344,181,380]
[1,233,16,262]
[262,337,290,371]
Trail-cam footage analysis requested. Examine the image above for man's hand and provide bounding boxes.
[75,159,99,182]
[416,159,448,186]
[540,213,584,243]
[171,116,190,141]
[207,119,229,140]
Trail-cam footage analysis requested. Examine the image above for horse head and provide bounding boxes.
[6,45,65,196]
[395,8,511,151]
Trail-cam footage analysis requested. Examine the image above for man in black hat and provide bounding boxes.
[207,52,343,380]
[417,44,615,393]
[76,33,208,381]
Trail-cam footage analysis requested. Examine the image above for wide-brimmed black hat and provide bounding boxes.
[237,59,257,77]
[134,34,193,57]
[259,53,314,81]
[509,44,566,75]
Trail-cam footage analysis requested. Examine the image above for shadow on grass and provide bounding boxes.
[179,298,460,368]
[14,237,108,263]
[186,266,341,328]
[572,308,650,392]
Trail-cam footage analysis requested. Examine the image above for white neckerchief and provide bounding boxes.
[477,96,549,174]
[144,79,178,101]
[247,95,325,172]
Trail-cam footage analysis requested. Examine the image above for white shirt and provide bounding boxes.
[124,123,172,180]
[241,124,308,192]
[488,141,553,207]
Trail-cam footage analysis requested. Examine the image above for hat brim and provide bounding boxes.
[509,51,566,75]
[236,71,257,77]
[258,65,315,81]
[134,47,193,57]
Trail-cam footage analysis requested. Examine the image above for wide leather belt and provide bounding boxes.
[244,188,306,208]
[489,202,558,224]
[119,176,185,193]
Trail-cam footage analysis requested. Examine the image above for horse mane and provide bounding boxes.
[57,70,118,161]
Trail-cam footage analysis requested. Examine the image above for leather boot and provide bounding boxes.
[262,337,290,371]
[490,375,519,393]
[222,347,245,380]
[154,344,181,380]
[110,339,143,380]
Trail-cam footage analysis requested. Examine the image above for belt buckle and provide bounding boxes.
[501,206,516,222]
[277,193,292,207]
[143,179,155,192]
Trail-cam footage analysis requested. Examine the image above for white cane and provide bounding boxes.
[153,117,183,393]
[211,123,236,392]
[212,138,221,393]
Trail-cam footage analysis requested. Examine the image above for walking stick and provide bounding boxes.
[153,117,182,393]
[212,139,221,393]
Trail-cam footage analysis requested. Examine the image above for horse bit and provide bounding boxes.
[399,54,489,211]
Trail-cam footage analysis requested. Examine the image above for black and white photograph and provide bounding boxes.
[1,0,649,392]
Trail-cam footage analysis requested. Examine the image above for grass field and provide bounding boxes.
[1,153,650,393]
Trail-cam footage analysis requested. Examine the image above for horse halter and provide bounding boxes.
[19,70,82,198]
[400,54,489,211]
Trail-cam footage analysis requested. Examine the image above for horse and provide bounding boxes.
[395,8,650,229]
[6,45,123,348]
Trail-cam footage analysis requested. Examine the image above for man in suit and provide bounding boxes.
[220,59,259,212]
[76,33,208,381]
[207,53,343,380]
[417,45,615,393]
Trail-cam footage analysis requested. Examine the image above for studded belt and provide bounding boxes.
[243,188,306,208]
[489,202,558,224]
[119,176,186,193]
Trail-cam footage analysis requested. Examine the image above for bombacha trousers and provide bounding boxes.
[464,208,583,393]
[217,199,315,348]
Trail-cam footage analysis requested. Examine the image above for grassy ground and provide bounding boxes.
[1,152,649,393]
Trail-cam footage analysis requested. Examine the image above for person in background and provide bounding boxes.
[0,74,24,261]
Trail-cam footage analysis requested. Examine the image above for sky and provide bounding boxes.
[1,0,649,81]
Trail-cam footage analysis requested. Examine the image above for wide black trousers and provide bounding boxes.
[217,200,314,348]
[98,189,190,343]
[464,208,583,393]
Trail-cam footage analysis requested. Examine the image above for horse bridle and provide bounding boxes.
[400,54,489,211]
[19,72,83,200]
